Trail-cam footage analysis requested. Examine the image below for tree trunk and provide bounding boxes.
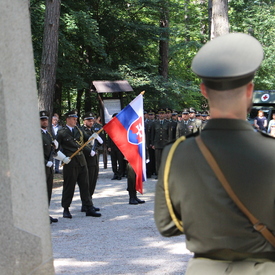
[210,0,229,40]
[84,89,92,113]
[158,1,169,80]
[76,89,84,116]
[53,80,62,116]
[38,0,61,115]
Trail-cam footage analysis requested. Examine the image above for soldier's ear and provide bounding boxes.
[246,81,254,100]
[200,83,208,99]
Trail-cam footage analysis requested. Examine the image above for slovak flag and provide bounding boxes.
[103,93,146,194]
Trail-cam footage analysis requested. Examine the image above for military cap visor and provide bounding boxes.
[65,111,78,118]
[84,116,94,120]
[40,111,49,119]
[191,33,264,91]
[67,114,78,118]
[83,112,94,120]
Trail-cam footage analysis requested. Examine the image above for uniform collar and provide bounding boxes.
[203,119,254,131]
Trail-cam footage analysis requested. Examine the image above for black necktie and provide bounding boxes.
[72,128,75,135]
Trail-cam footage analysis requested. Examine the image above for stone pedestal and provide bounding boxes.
[0,1,55,274]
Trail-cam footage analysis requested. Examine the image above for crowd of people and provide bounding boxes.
[40,108,150,223]
[145,107,210,179]
[39,32,275,274]
[40,110,105,223]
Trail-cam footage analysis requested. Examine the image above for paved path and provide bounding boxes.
[50,157,192,274]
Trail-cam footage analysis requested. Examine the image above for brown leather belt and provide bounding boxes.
[194,250,275,262]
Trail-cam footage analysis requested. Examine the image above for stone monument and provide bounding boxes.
[0,1,55,274]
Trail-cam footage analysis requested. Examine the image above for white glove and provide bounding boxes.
[54,151,71,164]
[63,157,71,164]
[88,133,97,143]
[90,150,96,157]
[46,161,53,167]
[91,133,98,139]
[96,135,103,144]
[52,140,59,148]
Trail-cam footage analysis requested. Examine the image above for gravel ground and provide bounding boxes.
[50,156,193,274]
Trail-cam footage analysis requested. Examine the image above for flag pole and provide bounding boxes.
[60,127,104,167]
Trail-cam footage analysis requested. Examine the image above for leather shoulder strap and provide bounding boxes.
[195,135,275,248]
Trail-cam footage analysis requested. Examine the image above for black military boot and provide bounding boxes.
[135,196,145,204]
[63,207,72,219]
[86,206,101,217]
[129,191,138,205]
[81,205,100,212]
[50,216,58,223]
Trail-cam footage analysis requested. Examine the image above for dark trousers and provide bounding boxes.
[127,163,136,194]
[62,162,92,208]
[147,147,156,176]
[110,148,124,177]
[87,155,99,198]
[46,166,53,205]
[54,159,60,173]
[155,148,163,175]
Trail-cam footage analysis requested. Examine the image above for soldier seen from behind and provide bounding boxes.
[155,33,275,274]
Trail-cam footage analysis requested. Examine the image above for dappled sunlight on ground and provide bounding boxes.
[50,156,192,274]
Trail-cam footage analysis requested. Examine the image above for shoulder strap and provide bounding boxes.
[195,135,275,248]
[163,136,185,232]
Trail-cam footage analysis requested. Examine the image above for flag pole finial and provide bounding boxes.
[140,91,145,95]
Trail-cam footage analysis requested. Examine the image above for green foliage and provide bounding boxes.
[229,0,275,90]
[30,0,275,115]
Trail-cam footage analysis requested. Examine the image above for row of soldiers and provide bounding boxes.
[41,110,104,222]
[145,107,210,178]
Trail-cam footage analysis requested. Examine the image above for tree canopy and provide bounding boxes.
[30,0,275,117]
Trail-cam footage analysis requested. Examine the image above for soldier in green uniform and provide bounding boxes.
[168,111,178,142]
[176,108,191,139]
[151,108,170,178]
[154,33,275,274]
[188,107,202,134]
[56,110,101,219]
[81,112,103,214]
[40,110,59,223]
[201,110,209,129]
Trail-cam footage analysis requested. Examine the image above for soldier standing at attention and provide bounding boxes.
[56,110,101,219]
[168,111,178,142]
[107,113,125,180]
[176,108,191,139]
[188,107,202,134]
[155,33,275,274]
[81,112,103,214]
[40,110,59,224]
[151,108,170,179]
[146,110,156,178]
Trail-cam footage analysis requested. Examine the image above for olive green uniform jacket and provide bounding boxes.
[154,119,275,261]
[41,130,54,204]
[56,126,92,208]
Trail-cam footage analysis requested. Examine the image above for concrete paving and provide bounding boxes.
[49,156,193,274]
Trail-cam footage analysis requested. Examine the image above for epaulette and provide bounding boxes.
[58,126,68,134]
[259,131,275,139]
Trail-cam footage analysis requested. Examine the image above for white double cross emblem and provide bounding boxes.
[135,123,143,138]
